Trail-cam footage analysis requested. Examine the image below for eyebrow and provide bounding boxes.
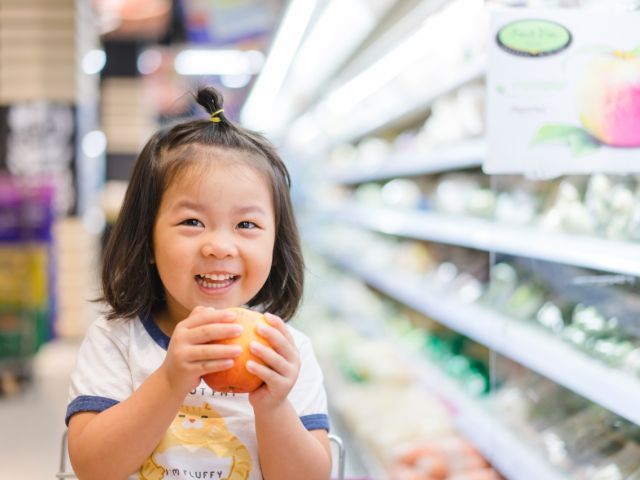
[171,199,203,211]
[171,200,267,216]
[233,205,268,216]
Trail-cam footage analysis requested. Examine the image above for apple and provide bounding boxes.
[202,307,272,393]
[577,50,640,147]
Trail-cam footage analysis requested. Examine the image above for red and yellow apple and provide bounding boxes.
[202,307,272,393]
[577,50,640,147]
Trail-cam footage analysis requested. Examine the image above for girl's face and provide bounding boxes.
[152,157,276,326]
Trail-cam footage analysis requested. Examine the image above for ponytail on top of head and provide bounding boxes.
[195,86,227,125]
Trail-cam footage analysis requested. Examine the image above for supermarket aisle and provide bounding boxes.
[0,339,80,479]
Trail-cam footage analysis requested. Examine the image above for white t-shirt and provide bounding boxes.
[66,313,329,480]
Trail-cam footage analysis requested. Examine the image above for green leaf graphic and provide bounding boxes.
[568,131,600,155]
[531,124,601,156]
[632,45,640,57]
[532,125,585,143]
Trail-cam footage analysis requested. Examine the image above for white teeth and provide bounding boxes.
[200,273,234,281]
[196,273,236,289]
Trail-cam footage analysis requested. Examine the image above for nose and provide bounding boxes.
[200,230,238,258]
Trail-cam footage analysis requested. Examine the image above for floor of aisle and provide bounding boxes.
[0,339,372,480]
[328,406,374,480]
[0,339,80,479]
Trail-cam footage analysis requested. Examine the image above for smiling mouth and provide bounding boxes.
[195,273,238,289]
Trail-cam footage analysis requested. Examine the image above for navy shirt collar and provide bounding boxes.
[141,312,170,350]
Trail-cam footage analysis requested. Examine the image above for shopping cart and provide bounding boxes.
[57,430,346,479]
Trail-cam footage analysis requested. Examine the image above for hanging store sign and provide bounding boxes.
[180,0,280,45]
[0,102,76,215]
[485,9,640,176]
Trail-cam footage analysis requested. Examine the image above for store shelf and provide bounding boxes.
[330,138,485,185]
[409,356,565,480]
[330,57,486,145]
[324,346,563,480]
[0,357,31,376]
[322,291,564,480]
[312,244,640,426]
[332,205,640,276]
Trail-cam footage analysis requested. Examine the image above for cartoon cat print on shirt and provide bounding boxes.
[139,403,251,480]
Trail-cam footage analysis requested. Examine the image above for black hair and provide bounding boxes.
[99,86,304,321]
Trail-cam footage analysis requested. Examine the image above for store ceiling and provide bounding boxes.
[94,0,285,46]
[92,0,286,119]
[90,0,447,125]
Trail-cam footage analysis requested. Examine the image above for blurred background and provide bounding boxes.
[2,0,640,479]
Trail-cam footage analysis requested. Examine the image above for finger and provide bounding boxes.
[188,322,244,344]
[249,341,290,376]
[187,344,243,363]
[181,307,238,329]
[264,313,294,342]
[256,321,297,361]
[200,358,234,374]
[246,360,281,385]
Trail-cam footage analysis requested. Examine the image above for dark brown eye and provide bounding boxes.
[238,221,257,229]
[181,218,203,227]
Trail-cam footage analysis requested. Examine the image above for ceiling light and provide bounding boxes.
[288,0,376,103]
[82,130,107,158]
[240,0,319,130]
[82,49,107,75]
[138,49,163,75]
[174,49,264,76]
[221,73,252,89]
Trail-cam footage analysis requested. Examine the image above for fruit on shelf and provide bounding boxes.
[387,434,500,480]
[202,307,272,393]
[577,50,640,147]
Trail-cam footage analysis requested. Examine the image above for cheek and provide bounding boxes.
[154,257,179,291]
[247,239,275,279]
[259,256,274,279]
[154,240,193,277]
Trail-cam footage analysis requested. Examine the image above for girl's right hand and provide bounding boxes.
[160,306,244,395]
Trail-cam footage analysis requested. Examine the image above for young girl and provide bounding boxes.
[65,87,332,480]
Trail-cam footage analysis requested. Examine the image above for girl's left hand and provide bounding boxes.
[247,313,300,410]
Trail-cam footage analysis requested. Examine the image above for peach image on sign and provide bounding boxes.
[577,49,640,148]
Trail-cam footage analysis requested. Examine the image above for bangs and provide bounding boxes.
[159,143,279,220]
[161,144,271,187]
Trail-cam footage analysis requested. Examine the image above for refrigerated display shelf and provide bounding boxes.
[329,58,486,145]
[409,355,565,480]
[311,243,640,426]
[330,138,485,185]
[330,205,640,276]
[319,296,564,480]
